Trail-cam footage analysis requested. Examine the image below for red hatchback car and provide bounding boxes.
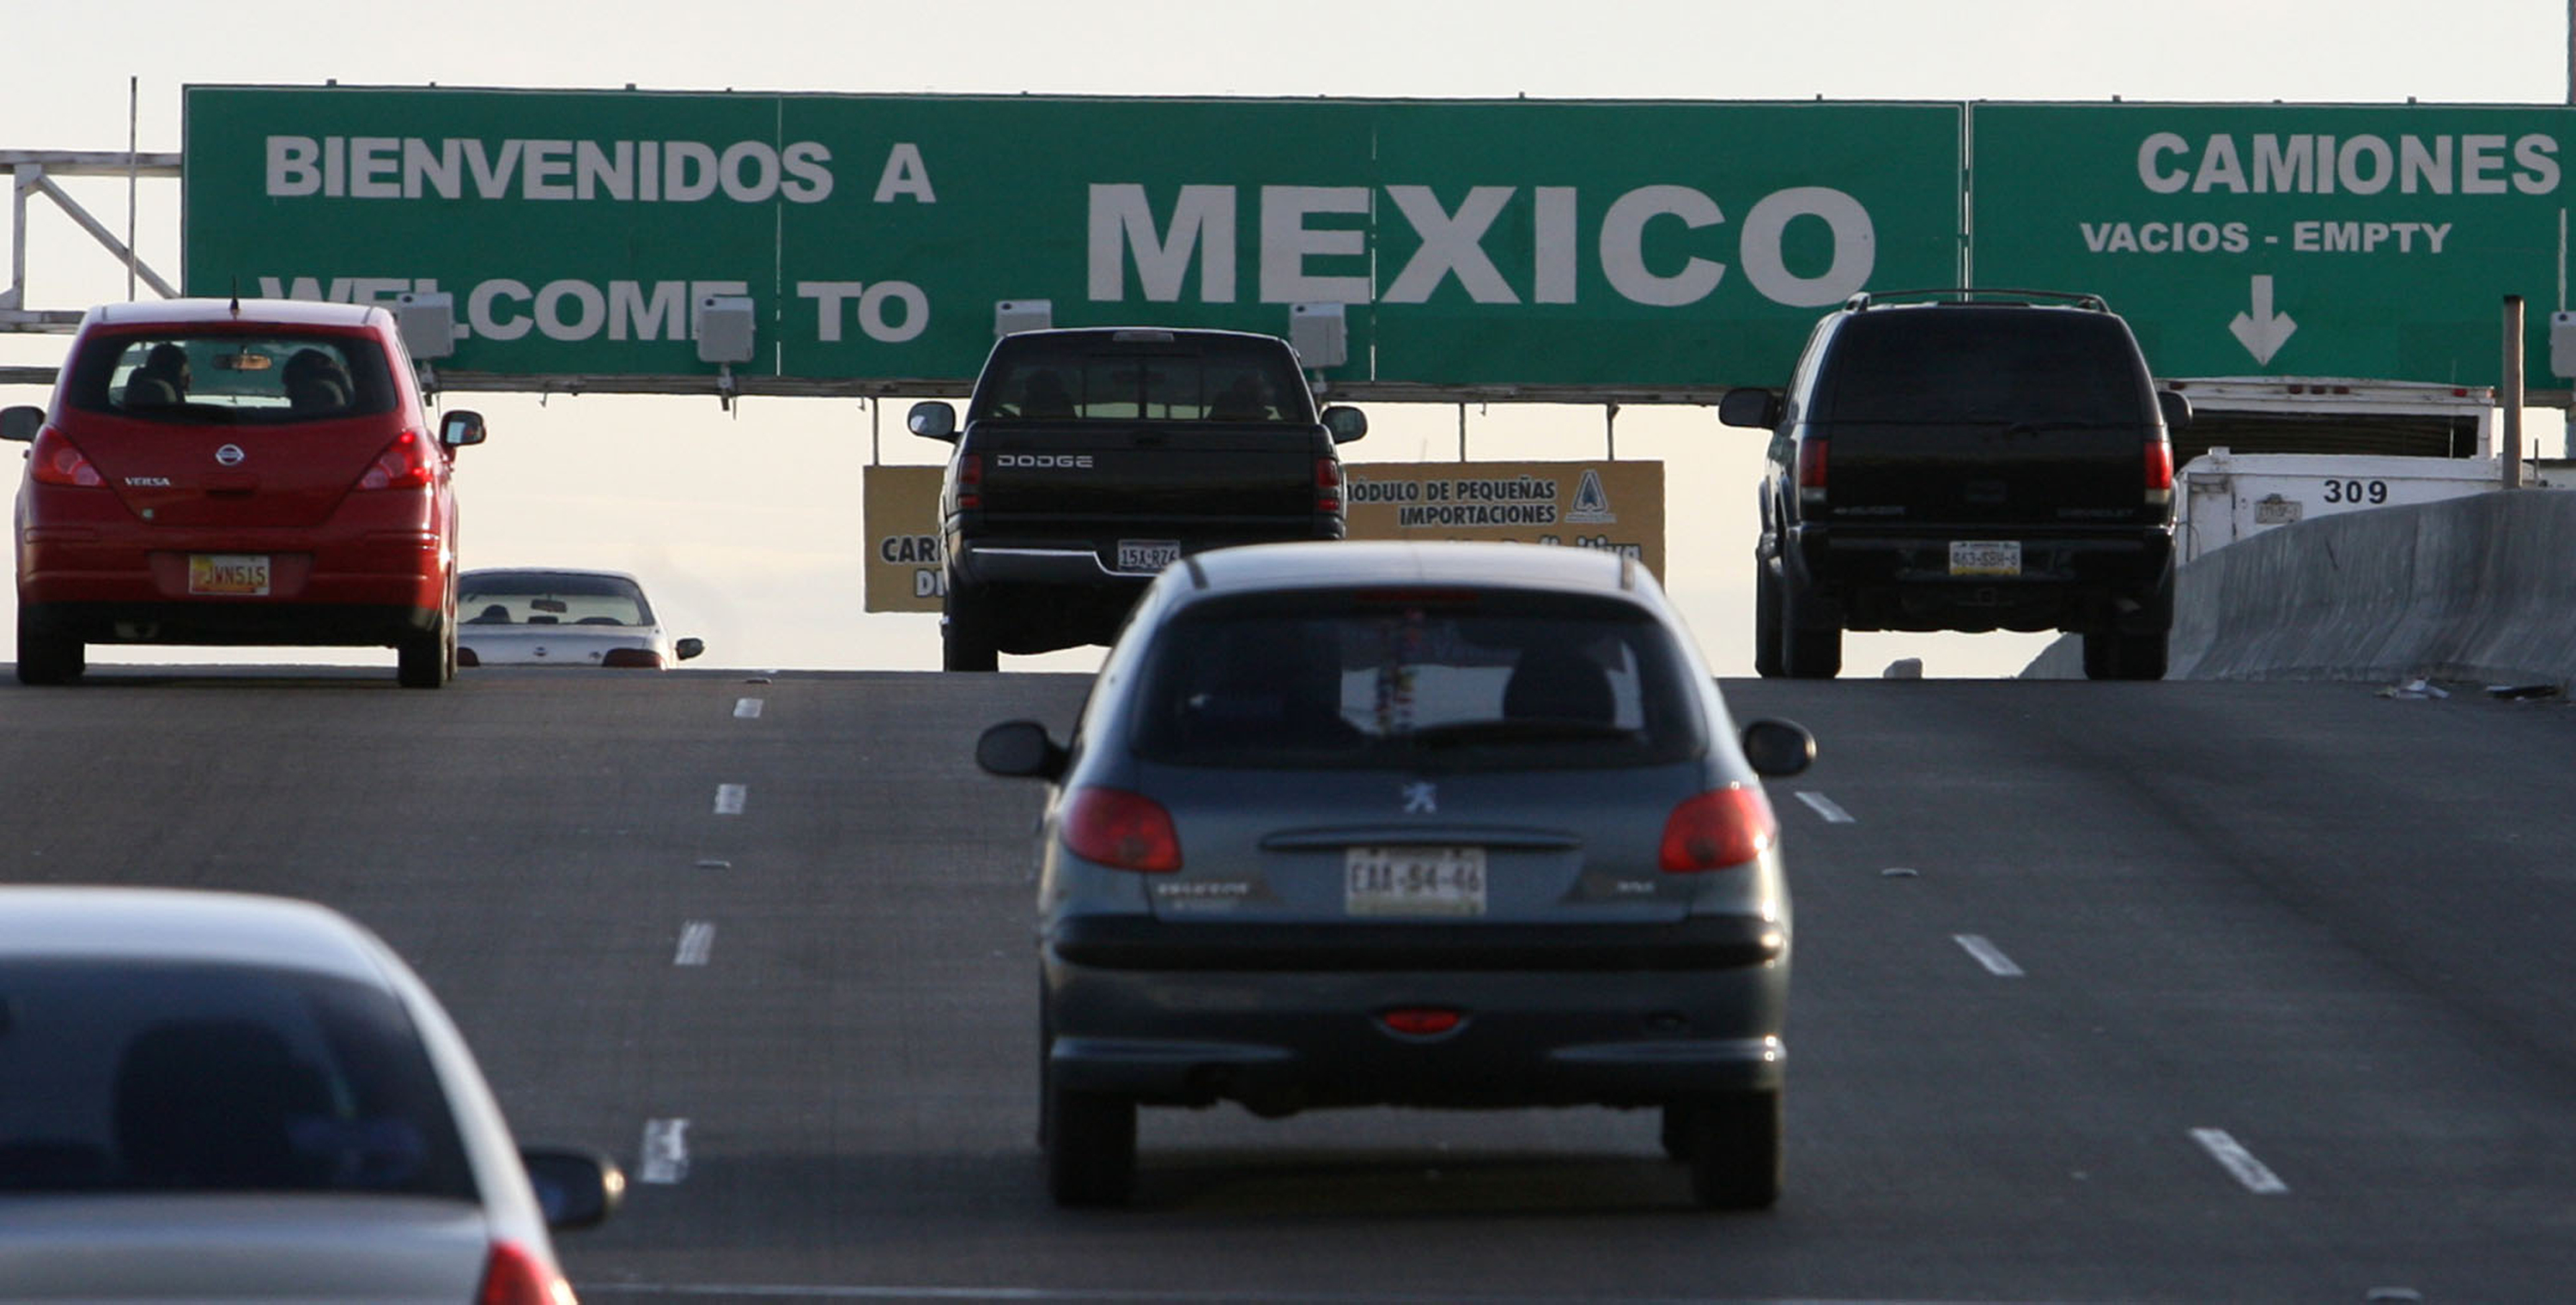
[4,299,484,687]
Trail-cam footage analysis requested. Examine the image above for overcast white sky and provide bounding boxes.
[4,1,2570,677]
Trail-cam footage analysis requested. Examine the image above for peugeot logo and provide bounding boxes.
[214,444,246,467]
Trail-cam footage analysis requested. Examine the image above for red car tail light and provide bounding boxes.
[957,453,982,509]
[357,429,434,491]
[27,428,103,488]
[476,1241,573,1305]
[1381,1007,1463,1036]
[1659,786,1777,872]
[1061,786,1182,872]
[1795,438,1828,509]
[600,647,665,669]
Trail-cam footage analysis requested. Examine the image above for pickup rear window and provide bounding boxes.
[969,337,1312,424]
[1818,312,2153,428]
[64,333,397,424]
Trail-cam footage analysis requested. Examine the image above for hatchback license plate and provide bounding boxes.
[1948,540,2021,577]
[1115,539,1182,574]
[1346,846,1487,917]
[188,553,272,596]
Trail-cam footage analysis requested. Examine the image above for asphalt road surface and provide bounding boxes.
[5,665,2572,1303]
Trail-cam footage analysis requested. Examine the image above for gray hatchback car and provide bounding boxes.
[977,540,1814,1209]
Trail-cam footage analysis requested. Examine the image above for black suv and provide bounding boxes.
[1720,290,2188,681]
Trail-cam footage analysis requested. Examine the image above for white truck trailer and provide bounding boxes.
[2162,376,2527,563]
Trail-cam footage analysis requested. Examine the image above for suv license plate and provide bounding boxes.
[1949,541,2021,577]
[188,554,272,596]
[1115,539,1182,574]
[1346,846,1487,918]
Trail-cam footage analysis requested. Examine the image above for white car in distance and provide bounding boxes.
[457,568,703,670]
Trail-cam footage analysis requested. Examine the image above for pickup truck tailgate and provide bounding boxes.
[970,424,1320,525]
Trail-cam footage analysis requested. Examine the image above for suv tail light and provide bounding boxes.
[1315,457,1344,513]
[476,1241,573,1305]
[1659,786,1777,872]
[957,453,982,509]
[2145,438,2174,508]
[27,428,103,488]
[357,429,434,491]
[601,647,665,669]
[1061,786,1182,872]
[1795,438,1828,508]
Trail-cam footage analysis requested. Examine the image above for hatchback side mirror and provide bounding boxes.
[675,637,705,662]
[909,400,957,441]
[1717,388,1781,430]
[1,405,41,442]
[519,1146,623,1232]
[2157,389,2194,432]
[1739,718,1815,778]
[1321,404,1368,443]
[440,410,487,448]
[977,719,1067,780]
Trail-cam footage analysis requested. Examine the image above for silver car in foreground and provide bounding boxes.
[456,568,703,670]
[0,888,619,1303]
[978,541,1814,1210]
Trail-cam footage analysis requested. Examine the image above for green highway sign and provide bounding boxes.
[182,86,1963,392]
[1970,103,2576,385]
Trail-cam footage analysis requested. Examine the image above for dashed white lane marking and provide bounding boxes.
[714,783,748,816]
[1793,790,1856,823]
[733,696,764,719]
[638,1118,690,1185]
[674,921,715,967]
[1952,933,2026,977]
[2191,1127,2289,1194]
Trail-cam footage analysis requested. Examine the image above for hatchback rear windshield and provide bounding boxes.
[0,961,476,1199]
[64,332,397,424]
[1129,590,1708,770]
[460,572,653,628]
[969,337,1313,424]
[1818,311,2153,427]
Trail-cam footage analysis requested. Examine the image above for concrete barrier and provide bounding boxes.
[2024,489,2576,685]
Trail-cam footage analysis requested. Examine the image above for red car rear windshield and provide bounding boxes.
[64,332,398,424]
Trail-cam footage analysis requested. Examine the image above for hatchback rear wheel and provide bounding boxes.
[398,620,452,689]
[1672,1090,1782,1211]
[1042,1070,1135,1207]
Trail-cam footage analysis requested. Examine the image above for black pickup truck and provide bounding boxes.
[908,328,1367,671]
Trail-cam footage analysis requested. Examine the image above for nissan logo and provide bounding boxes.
[214,444,246,467]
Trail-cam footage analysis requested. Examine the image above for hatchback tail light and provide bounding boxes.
[1659,786,1777,872]
[477,1241,574,1305]
[1795,438,1827,509]
[1315,457,1344,513]
[1061,786,1182,872]
[601,647,665,669]
[357,429,434,491]
[2145,437,2174,508]
[27,428,102,488]
[957,453,982,509]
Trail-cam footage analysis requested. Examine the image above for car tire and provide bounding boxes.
[1779,579,1841,680]
[398,622,450,689]
[1659,1103,1694,1161]
[15,612,83,686]
[1676,1090,1783,1211]
[1043,1072,1136,1208]
[1753,558,1784,679]
[942,586,999,673]
[2081,628,2167,682]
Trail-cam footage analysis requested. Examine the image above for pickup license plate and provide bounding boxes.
[188,554,272,596]
[1346,846,1487,918]
[1115,539,1182,574]
[1948,540,2021,577]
